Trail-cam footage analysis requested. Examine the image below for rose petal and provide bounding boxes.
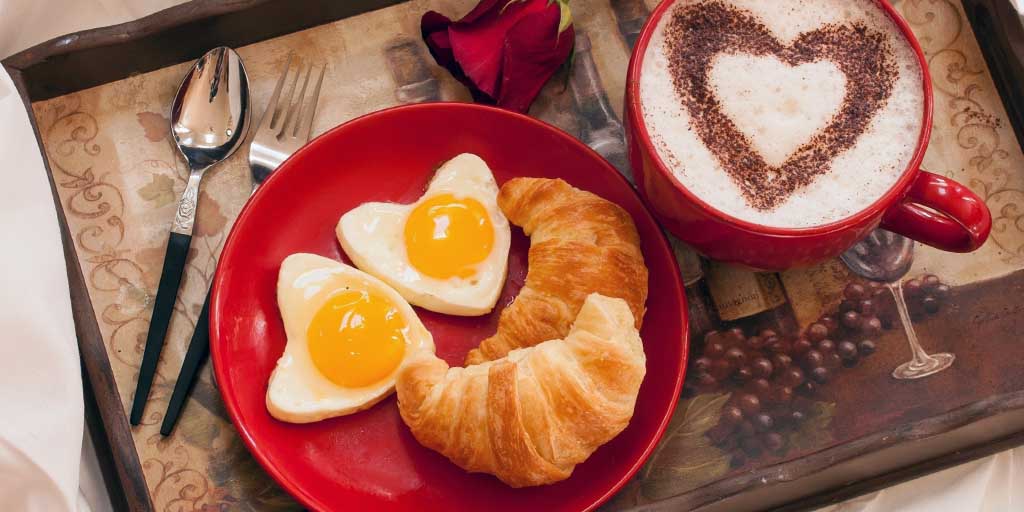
[497,8,574,112]
[422,12,457,71]
[422,11,487,101]
[448,0,550,98]
[458,0,506,24]
[421,0,574,111]
[422,10,453,33]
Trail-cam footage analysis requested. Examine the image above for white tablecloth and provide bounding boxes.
[0,1,1021,511]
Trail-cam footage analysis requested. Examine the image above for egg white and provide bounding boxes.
[336,153,511,316]
[267,253,434,423]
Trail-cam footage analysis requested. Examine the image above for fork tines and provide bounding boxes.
[249,54,327,185]
[259,54,326,143]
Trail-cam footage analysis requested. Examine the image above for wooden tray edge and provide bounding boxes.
[961,0,1024,151]
[666,387,1024,511]
[1,0,406,101]
[3,64,153,512]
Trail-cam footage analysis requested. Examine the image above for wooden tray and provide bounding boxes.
[4,0,1023,510]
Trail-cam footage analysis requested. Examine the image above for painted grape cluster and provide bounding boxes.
[686,274,949,465]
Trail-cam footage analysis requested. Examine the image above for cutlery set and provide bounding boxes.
[129,47,325,435]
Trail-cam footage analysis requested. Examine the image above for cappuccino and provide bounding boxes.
[640,0,925,228]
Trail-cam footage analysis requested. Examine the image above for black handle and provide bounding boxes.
[130,231,192,425]
[160,289,211,436]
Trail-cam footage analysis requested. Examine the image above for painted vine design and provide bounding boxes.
[40,96,250,510]
[902,0,1024,262]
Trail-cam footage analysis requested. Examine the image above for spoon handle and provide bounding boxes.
[130,230,193,425]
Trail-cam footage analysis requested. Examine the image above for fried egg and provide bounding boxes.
[337,153,511,316]
[267,253,434,423]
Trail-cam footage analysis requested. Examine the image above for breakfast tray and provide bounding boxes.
[5,0,1024,510]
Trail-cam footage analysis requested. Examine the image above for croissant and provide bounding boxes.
[396,294,647,487]
[465,178,648,365]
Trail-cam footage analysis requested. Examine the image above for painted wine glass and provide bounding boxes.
[841,229,954,379]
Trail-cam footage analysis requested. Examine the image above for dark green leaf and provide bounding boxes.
[637,393,732,502]
[787,401,835,453]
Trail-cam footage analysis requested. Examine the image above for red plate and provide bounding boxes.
[210,103,688,511]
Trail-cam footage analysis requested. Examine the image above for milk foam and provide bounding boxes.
[640,0,925,228]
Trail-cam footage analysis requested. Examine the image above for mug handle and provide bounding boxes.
[880,170,992,252]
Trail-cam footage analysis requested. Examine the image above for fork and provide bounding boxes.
[160,55,326,435]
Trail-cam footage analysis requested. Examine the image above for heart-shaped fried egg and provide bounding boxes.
[337,153,511,316]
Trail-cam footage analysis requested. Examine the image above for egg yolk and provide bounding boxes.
[403,193,494,279]
[307,289,407,388]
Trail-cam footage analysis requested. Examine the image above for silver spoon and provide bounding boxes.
[841,229,954,380]
[130,47,251,425]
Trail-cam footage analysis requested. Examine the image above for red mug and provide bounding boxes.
[624,0,992,270]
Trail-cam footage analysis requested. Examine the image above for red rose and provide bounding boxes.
[422,0,575,113]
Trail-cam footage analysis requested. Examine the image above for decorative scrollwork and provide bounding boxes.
[898,0,1024,263]
[144,443,215,511]
[44,99,127,255]
[40,96,232,509]
[901,0,963,55]
[38,86,283,508]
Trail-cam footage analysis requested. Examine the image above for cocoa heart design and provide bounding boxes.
[665,1,899,210]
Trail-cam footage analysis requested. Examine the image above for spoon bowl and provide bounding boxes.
[171,47,251,170]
